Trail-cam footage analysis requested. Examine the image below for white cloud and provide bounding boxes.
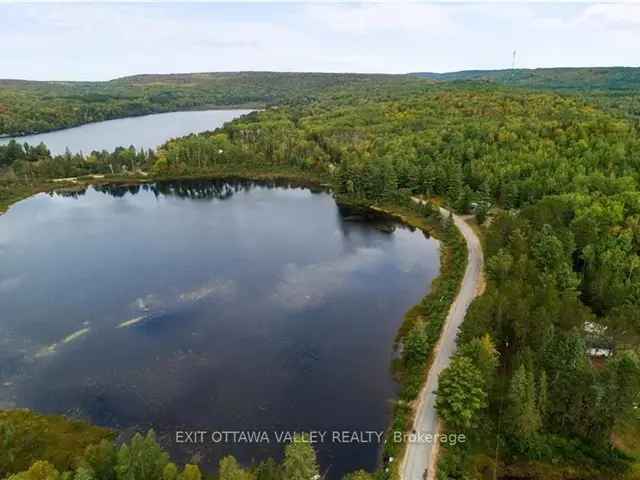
[0,2,638,80]
[177,279,237,303]
[0,275,25,293]
[578,3,640,29]
[304,3,456,35]
[271,247,384,311]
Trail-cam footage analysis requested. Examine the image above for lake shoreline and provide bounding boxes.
[0,169,465,480]
[0,104,264,139]
[0,109,255,155]
[1,165,328,215]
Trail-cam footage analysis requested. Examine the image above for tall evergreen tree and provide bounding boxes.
[218,456,253,480]
[436,356,488,430]
[283,435,320,480]
[506,364,541,446]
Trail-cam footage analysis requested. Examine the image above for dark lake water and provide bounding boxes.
[0,181,440,478]
[0,110,252,155]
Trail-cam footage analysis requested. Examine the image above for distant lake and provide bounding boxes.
[0,110,252,155]
[0,181,440,478]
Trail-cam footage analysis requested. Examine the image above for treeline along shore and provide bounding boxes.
[1,73,640,479]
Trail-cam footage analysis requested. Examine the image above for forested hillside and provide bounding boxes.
[2,81,640,478]
[415,67,640,119]
[0,72,428,137]
[4,66,639,138]
[414,67,640,91]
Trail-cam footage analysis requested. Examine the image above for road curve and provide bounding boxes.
[400,200,484,480]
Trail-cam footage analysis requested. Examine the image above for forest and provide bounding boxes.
[1,77,640,479]
[1,411,330,480]
[414,67,640,92]
[3,67,639,138]
[149,85,640,477]
[414,67,640,120]
[0,72,428,137]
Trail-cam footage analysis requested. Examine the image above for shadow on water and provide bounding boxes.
[56,179,325,202]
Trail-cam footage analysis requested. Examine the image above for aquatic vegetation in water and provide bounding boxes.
[117,316,148,329]
[118,279,236,328]
[177,279,236,303]
[271,247,384,310]
[62,328,90,344]
[34,327,91,358]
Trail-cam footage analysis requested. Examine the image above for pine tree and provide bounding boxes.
[73,467,94,480]
[218,456,253,480]
[8,461,60,480]
[254,458,281,480]
[436,356,488,430]
[0,421,16,477]
[538,370,549,426]
[507,364,541,445]
[403,319,429,367]
[162,464,178,480]
[460,334,500,387]
[343,471,374,480]
[83,439,117,480]
[283,435,320,480]
[178,465,201,480]
[115,431,169,480]
[115,445,132,480]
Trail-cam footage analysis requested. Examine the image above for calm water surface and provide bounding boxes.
[0,181,440,478]
[0,110,252,155]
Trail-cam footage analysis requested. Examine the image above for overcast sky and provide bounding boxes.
[1,2,639,81]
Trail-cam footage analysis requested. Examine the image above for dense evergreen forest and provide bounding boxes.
[2,76,640,479]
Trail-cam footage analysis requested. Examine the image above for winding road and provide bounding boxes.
[400,200,485,480]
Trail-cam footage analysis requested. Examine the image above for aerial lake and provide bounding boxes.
[0,181,440,478]
[0,109,252,155]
